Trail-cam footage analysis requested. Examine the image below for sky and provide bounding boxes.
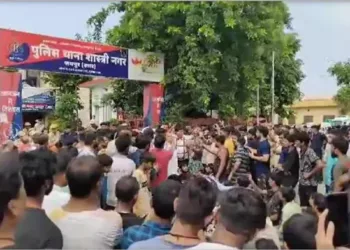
[0,1,349,98]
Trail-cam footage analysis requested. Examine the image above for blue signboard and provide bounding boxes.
[22,91,55,112]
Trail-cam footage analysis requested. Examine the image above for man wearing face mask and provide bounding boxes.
[331,136,350,192]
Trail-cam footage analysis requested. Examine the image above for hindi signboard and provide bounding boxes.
[128,49,164,83]
[0,29,128,78]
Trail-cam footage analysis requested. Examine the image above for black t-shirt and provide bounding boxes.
[0,245,16,249]
[15,208,63,249]
[120,212,144,230]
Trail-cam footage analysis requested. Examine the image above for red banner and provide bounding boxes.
[143,84,164,127]
[0,71,23,144]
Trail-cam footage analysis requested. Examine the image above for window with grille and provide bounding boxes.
[303,115,313,123]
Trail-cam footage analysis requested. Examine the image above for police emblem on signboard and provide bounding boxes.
[120,49,128,58]
[8,41,30,63]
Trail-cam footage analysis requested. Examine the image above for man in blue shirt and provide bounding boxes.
[249,126,271,188]
[120,179,181,249]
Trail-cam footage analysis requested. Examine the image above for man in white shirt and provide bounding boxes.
[107,134,136,208]
[42,152,71,215]
[188,188,267,250]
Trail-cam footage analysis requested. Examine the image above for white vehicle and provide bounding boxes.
[331,116,350,126]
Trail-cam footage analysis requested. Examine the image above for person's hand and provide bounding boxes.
[315,209,335,250]
[248,174,253,182]
[304,172,311,179]
[248,152,255,159]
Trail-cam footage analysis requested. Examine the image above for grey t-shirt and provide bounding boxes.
[15,208,63,249]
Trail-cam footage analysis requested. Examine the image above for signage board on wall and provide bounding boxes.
[128,49,164,83]
[0,29,128,78]
[0,29,165,83]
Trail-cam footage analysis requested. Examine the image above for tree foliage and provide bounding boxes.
[87,2,303,119]
[42,73,91,128]
[328,61,350,114]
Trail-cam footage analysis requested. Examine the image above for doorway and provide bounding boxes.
[22,112,45,127]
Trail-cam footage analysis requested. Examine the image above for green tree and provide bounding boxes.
[328,61,350,114]
[88,2,303,120]
[42,73,91,128]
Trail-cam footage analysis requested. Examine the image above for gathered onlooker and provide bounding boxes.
[150,134,173,187]
[107,134,136,209]
[309,193,327,217]
[30,134,57,168]
[129,134,151,167]
[97,153,113,209]
[189,187,267,250]
[16,151,63,249]
[283,213,317,249]
[249,126,271,185]
[129,176,218,249]
[323,131,339,193]
[60,126,77,148]
[310,125,326,159]
[279,186,301,231]
[17,134,35,152]
[132,152,155,218]
[50,156,123,249]
[77,132,96,157]
[229,136,251,184]
[281,134,299,188]
[42,152,71,215]
[120,179,181,249]
[60,137,78,159]
[255,238,279,250]
[115,176,144,230]
[266,173,283,226]
[331,136,350,192]
[0,152,26,249]
[296,131,324,207]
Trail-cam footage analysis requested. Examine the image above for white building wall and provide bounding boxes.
[89,86,116,125]
[78,88,91,126]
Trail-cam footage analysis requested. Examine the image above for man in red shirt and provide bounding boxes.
[150,134,173,187]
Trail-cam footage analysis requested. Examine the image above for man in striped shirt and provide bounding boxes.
[229,136,251,184]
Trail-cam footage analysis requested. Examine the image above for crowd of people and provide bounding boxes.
[0,119,348,249]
